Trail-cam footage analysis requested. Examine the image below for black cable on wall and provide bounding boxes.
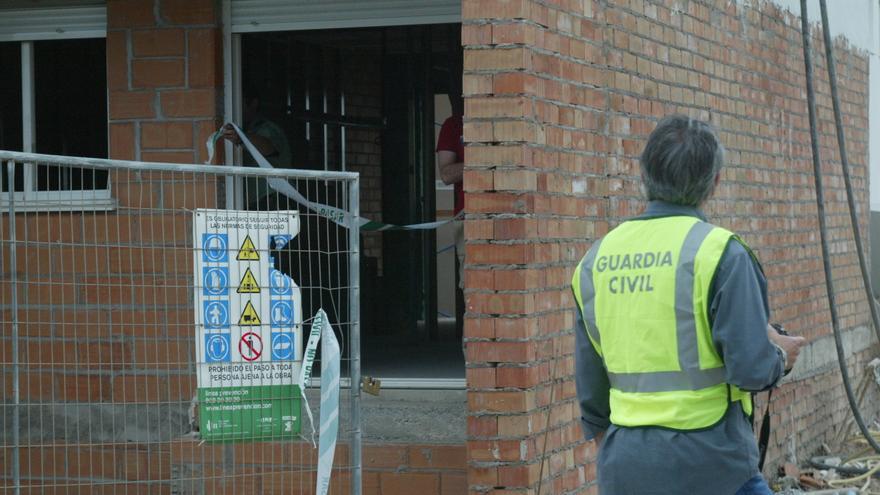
[800,0,880,454]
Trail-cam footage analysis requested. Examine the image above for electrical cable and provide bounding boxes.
[800,0,880,454]
[828,457,880,487]
[818,0,880,345]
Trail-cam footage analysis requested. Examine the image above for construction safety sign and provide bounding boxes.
[193,209,303,442]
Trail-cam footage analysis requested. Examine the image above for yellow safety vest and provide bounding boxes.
[572,216,753,430]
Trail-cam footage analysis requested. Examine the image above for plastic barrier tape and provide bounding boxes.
[207,126,461,231]
[316,309,340,495]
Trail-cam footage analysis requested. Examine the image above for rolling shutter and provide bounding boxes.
[0,2,106,41]
[231,0,460,33]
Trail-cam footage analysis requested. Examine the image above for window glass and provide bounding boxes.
[34,38,108,191]
[0,41,23,192]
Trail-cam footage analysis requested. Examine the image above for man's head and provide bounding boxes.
[639,114,724,207]
[242,90,260,125]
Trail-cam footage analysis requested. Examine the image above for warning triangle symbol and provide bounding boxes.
[237,235,260,261]
[237,268,261,294]
[238,301,261,326]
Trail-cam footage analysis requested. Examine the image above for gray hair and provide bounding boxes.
[639,115,725,207]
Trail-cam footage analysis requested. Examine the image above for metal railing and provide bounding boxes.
[0,150,361,494]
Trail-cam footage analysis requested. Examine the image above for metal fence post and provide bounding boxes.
[348,176,362,495]
[6,160,21,495]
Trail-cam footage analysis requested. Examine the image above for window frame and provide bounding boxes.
[0,12,114,213]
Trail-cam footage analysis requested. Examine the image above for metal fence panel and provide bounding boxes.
[0,151,361,494]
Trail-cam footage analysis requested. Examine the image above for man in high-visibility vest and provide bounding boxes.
[572,115,806,495]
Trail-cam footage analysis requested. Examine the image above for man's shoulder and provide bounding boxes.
[440,115,463,129]
[251,118,285,137]
[716,233,764,277]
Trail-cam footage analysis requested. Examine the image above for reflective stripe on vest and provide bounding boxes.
[572,216,753,429]
[574,239,603,353]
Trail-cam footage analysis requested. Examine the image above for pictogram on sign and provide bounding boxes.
[202,233,228,262]
[269,269,291,296]
[203,267,229,296]
[239,300,262,326]
[271,332,295,360]
[239,332,263,361]
[204,300,230,328]
[237,235,260,261]
[237,267,261,294]
[269,234,292,250]
[205,333,231,362]
[270,300,294,327]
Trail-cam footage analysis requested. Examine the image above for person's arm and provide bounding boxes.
[767,324,805,372]
[574,307,611,441]
[436,117,463,185]
[222,123,278,157]
[438,151,463,185]
[709,240,786,391]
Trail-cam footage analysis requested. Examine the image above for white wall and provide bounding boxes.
[770,0,880,209]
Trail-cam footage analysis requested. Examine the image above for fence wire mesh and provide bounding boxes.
[0,152,361,494]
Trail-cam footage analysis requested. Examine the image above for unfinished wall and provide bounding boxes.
[462,0,874,492]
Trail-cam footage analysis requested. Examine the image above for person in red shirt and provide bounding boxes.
[437,113,464,215]
[437,91,465,340]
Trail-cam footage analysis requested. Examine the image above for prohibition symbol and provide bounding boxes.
[239,332,263,361]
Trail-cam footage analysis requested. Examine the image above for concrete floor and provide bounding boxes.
[305,386,466,443]
[361,338,465,379]
[361,317,465,379]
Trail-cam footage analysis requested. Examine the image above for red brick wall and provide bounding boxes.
[0,439,464,493]
[463,0,872,492]
[1,0,219,491]
[107,0,222,165]
[102,0,222,430]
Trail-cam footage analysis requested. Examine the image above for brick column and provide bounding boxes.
[462,1,604,493]
[107,0,222,165]
[101,0,223,442]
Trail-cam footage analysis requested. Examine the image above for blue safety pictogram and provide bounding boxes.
[269,268,292,296]
[202,233,228,262]
[205,333,231,362]
[203,300,230,328]
[203,267,229,296]
[269,234,292,250]
[271,332,295,360]
[270,300,295,327]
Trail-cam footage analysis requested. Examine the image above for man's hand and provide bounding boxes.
[768,325,806,371]
[592,431,605,447]
[221,123,241,145]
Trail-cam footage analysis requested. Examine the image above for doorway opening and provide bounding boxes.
[235,23,465,383]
